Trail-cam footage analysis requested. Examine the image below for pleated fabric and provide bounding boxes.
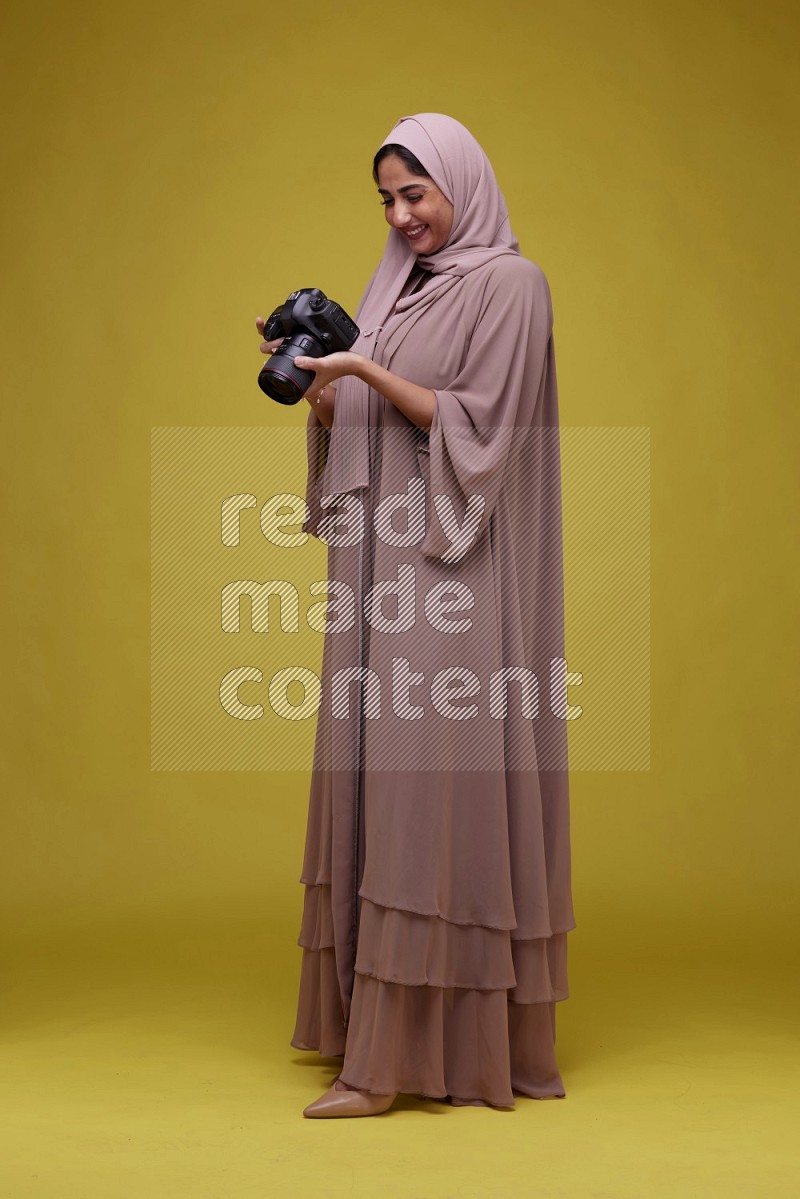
[291,882,569,1108]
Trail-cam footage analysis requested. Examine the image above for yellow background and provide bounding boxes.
[1,0,796,1195]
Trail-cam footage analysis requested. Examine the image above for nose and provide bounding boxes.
[388,198,413,227]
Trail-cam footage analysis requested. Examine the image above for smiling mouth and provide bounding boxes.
[404,224,428,240]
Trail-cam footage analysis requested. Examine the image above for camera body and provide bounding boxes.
[257,288,360,404]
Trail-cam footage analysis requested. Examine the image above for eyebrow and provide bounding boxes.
[376,183,428,195]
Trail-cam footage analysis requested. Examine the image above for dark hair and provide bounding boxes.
[372,143,430,184]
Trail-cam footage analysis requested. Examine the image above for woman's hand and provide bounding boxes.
[255,315,283,358]
[259,324,434,432]
[294,352,364,431]
[296,347,436,433]
[256,317,357,393]
[294,351,363,392]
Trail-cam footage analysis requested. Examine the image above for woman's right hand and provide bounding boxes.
[255,315,283,357]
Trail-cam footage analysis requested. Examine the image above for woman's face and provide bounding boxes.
[376,153,454,255]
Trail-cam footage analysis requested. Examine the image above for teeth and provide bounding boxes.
[406,225,426,237]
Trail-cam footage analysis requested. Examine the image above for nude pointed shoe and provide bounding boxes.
[302,1077,398,1118]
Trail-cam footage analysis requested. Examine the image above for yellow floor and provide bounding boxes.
[1,903,795,1199]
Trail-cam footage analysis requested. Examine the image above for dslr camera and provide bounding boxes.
[257,288,360,404]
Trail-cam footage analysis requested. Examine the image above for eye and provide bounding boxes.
[379,193,424,206]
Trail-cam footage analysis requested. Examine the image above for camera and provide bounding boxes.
[257,288,360,404]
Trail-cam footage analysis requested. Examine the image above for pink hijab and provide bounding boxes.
[314,112,521,496]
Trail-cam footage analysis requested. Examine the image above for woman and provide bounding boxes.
[256,113,576,1117]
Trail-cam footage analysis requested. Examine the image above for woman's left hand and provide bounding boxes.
[294,351,363,393]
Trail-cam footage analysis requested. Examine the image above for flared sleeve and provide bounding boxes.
[418,256,554,562]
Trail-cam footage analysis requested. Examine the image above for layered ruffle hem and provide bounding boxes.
[290,881,570,1108]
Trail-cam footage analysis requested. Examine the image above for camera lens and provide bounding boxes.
[258,339,317,404]
[260,370,301,403]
